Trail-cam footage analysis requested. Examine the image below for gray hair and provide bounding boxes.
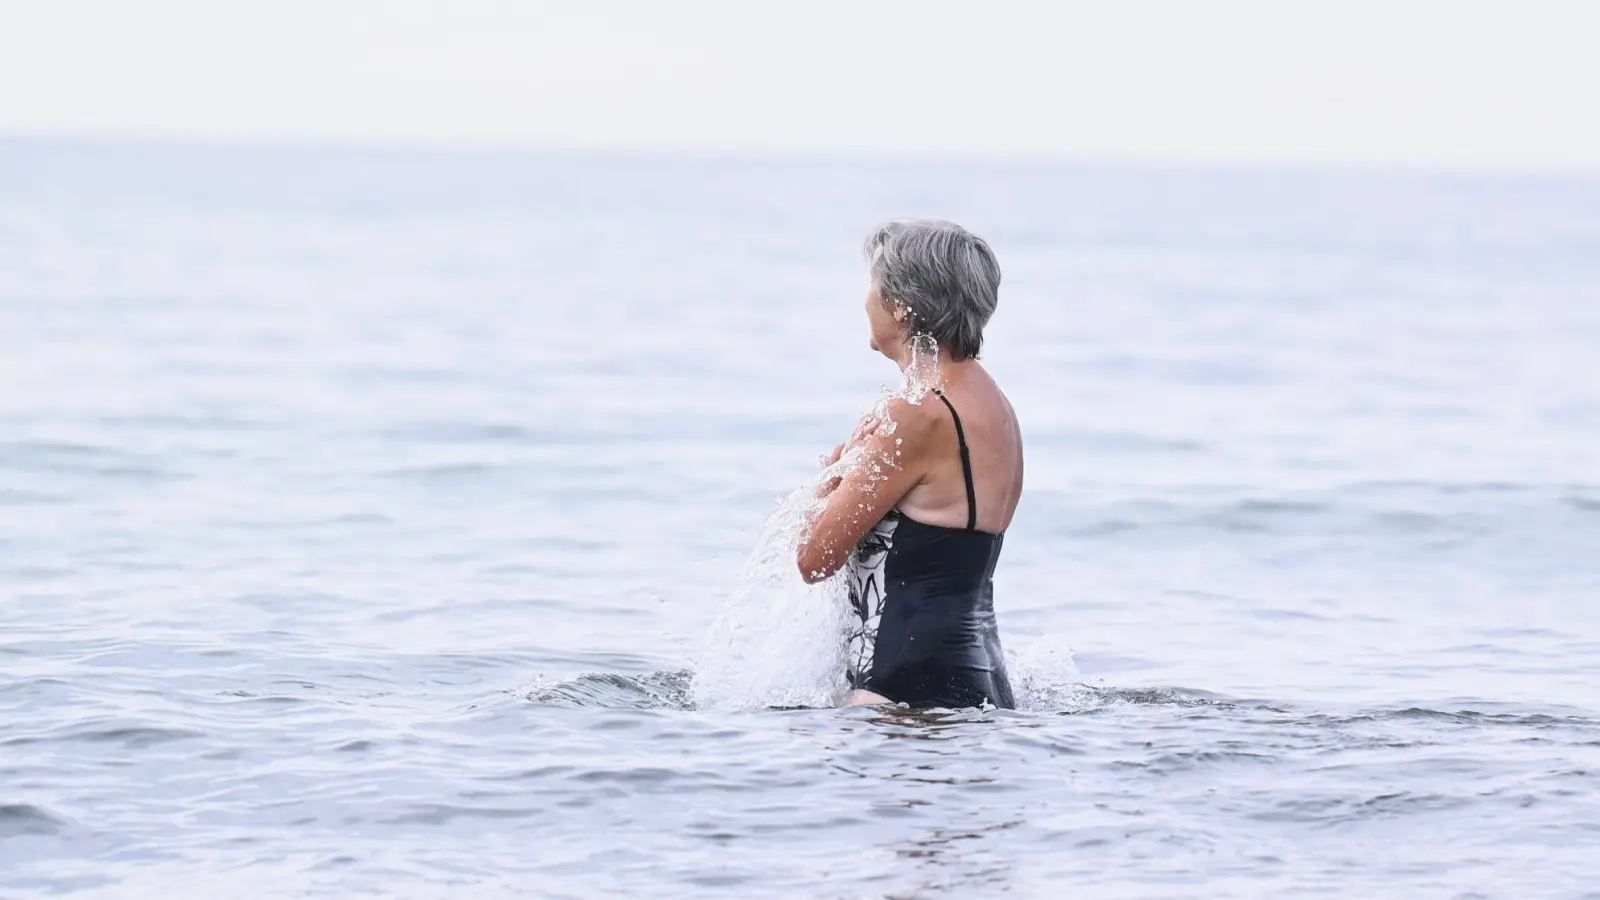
[863,218,1001,361]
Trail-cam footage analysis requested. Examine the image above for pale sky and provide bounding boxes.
[1,0,1597,172]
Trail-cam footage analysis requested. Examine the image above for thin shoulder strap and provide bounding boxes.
[931,388,978,531]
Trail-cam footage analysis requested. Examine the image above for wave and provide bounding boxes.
[523,670,694,710]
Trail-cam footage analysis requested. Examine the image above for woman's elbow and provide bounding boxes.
[796,546,834,584]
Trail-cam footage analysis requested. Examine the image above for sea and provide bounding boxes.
[1,138,1598,898]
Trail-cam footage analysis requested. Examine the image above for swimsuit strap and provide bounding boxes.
[931,388,978,531]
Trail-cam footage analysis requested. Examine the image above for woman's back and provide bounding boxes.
[894,362,1024,535]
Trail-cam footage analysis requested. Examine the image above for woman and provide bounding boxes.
[798,219,1023,710]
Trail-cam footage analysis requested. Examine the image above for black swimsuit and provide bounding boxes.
[844,389,1015,709]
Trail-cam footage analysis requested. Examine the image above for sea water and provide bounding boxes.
[2,139,1599,897]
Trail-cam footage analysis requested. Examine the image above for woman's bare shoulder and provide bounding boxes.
[853,394,947,467]
[876,393,947,438]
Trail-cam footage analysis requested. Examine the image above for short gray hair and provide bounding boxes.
[863,218,1001,361]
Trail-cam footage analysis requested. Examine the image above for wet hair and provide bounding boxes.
[863,218,1001,361]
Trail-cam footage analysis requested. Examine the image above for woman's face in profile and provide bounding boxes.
[863,281,905,357]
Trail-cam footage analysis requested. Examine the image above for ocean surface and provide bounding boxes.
[2,139,1598,898]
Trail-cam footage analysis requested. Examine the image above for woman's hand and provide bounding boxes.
[816,414,884,497]
[816,447,846,498]
[846,412,884,450]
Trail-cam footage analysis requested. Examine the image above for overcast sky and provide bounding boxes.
[1,0,1596,172]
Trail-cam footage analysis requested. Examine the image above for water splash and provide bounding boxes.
[901,332,941,401]
[1006,639,1086,711]
[690,480,852,710]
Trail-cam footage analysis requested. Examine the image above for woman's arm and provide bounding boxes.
[797,399,934,583]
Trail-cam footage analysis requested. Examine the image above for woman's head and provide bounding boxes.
[862,218,1001,362]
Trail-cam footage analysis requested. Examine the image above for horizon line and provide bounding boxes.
[4,129,1599,183]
